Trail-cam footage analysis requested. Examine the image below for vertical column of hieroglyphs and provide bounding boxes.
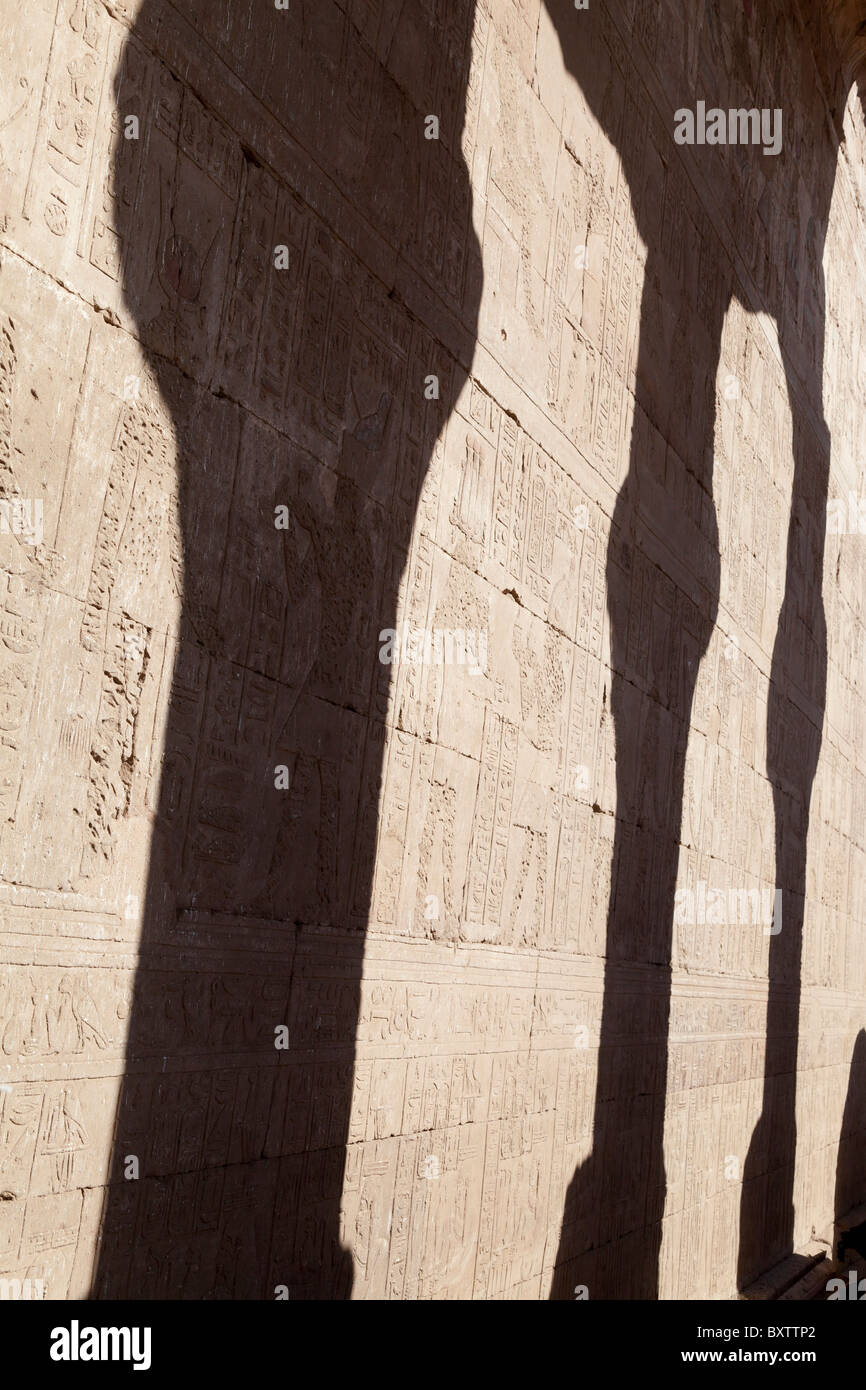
[0,0,159,1300]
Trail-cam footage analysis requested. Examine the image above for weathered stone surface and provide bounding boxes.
[0,0,865,1300]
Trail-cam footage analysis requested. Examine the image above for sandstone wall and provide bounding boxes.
[1,0,865,1300]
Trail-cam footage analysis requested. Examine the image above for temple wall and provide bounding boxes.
[0,0,865,1300]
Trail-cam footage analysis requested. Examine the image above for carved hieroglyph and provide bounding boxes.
[0,0,865,1300]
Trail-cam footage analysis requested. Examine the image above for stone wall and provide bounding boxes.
[1,0,865,1300]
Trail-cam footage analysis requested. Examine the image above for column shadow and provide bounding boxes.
[541,0,855,1297]
[92,0,482,1299]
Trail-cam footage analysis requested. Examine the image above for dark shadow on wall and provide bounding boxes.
[92,0,482,1299]
[835,1028,866,1255]
[541,0,852,1297]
